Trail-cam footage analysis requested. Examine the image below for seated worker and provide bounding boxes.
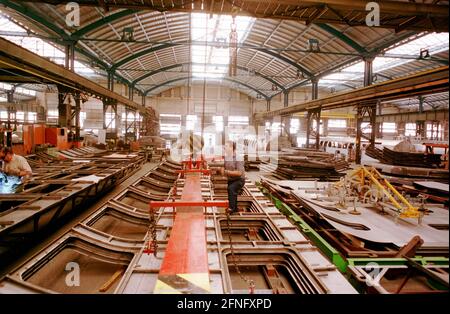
[0,147,33,181]
[219,141,246,214]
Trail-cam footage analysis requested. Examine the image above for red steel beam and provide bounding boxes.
[149,200,228,208]
[154,172,220,293]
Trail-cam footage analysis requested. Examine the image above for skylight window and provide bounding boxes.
[321,32,449,87]
[190,13,254,79]
[0,13,96,77]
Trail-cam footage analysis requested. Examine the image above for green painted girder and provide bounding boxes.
[143,76,269,99]
[64,8,367,68]
[347,257,449,267]
[316,23,367,54]
[72,9,138,39]
[0,0,137,89]
[253,48,313,77]
[0,0,69,39]
[110,43,176,72]
[256,182,348,273]
[111,43,314,76]
[131,62,286,91]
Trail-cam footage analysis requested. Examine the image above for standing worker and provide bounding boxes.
[219,141,246,214]
[0,147,33,181]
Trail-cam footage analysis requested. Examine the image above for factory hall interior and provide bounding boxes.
[0,0,448,296]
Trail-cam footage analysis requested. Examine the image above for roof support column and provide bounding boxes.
[103,98,118,141]
[266,99,271,112]
[306,107,321,150]
[416,121,426,139]
[65,42,76,71]
[222,115,228,147]
[418,96,424,114]
[283,91,289,108]
[129,85,134,101]
[57,85,70,128]
[6,88,14,103]
[355,102,377,164]
[306,78,320,149]
[73,92,81,143]
[363,56,374,87]
[107,71,115,92]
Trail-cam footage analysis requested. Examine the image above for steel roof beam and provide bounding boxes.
[255,66,449,120]
[131,62,286,92]
[18,0,449,17]
[0,1,138,90]
[111,44,313,77]
[143,76,269,99]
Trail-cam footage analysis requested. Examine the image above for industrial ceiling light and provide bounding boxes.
[272,84,278,91]
[308,38,320,52]
[419,48,431,60]
[372,74,378,82]
[122,27,134,41]
[296,69,305,79]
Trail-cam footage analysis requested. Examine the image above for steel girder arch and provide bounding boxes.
[143,76,270,100]
[272,29,419,98]
[0,0,136,89]
[55,7,368,56]
[131,63,286,92]
[110,44,314,78]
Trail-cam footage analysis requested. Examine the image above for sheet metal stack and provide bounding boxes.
[366,146,442,168]
[261,148,349,181]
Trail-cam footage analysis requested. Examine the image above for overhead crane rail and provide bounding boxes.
[255,66,449,120]
[0,37,147,114]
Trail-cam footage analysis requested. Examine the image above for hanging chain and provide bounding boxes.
[144,205,158,257]
[226,211,255,294]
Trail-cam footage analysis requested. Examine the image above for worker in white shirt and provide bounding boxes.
[0,147,32,181]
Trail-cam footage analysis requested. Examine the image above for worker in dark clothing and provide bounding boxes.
[219,141,246,214]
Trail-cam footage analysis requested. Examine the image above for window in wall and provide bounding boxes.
[213,116,224,132]
[383,122,397,134]
[80,112,86,128]
[15,87,36,96]
[105,112,116,129]
[160,114,182,136]
[228,116,249,127]
[0,111,7,119]
[27,112,37,123]
[361,122,372,134]
[405,123,416,137]
[427,123,443,139]
[186,115,198,131]
[47,110,58,123]
[0,96,6,102]
[290,118,300,134]
[0,82,12,90]
[312,119,324,135]
[16,111,24,122]
[328,119,347,128]
[271,122,282,134]
[0,14,96,77]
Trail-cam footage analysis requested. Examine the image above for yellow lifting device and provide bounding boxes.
[335,166,421,219]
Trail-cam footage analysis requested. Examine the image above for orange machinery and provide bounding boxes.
[22,124,46,154]
[45,127,72,150]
